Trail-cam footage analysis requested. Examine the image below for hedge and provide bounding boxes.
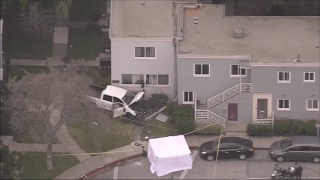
[274,119,317,136]
[247,119,318,136]
[247,124,274,136]
[196,124,223,135]
[173,105,195,133]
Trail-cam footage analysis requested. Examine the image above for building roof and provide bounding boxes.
[179,4,320,63]
[110,0,174,38]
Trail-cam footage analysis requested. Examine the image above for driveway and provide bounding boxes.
[92,150,320,179]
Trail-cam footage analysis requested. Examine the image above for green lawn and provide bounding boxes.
[3,36,53,60]
[69,0,106,22]
[21,152,80,179]
[67,28,110,60]
[68,114,134,154]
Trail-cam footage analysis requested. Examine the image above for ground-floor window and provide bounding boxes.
[183,91,194,104]
[306,99,319,111]
[121,74,169,85]
[278,99,290,111]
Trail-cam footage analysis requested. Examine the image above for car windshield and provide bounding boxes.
[280,138,292,150]
[122,92,134,105]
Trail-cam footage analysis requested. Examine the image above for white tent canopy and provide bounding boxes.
[148,135,193,176]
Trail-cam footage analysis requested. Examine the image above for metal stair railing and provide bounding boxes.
[195,110,225,128]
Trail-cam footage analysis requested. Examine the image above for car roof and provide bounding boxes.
[220,137,253,147]
[291,136,320,146]
[102,85,128,99]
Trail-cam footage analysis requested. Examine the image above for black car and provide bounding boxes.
[199,137,254,161]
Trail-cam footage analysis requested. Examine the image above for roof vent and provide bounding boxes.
[292,54,304,63]
[234,28,244,38]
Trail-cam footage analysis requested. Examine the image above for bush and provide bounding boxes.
[173,105,195,133]
[86,24,102,35]
[274,119,318,136]
[166,101,177,117]
[0,147,23,179]
[274,120,292,135]
[148,93,169,108]
[196,124,223,135]
[247,124,274,136]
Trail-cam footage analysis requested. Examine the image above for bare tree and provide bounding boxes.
[4,66,102,171]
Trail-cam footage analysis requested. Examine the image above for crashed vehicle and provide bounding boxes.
[88,85,145,119]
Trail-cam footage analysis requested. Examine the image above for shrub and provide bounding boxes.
[274,119,318,136]
[274,120,292,135]
[247,124,273,136]
[174,105,195,133]
[148,93,168,107]
[166,101,177,117]
[196,124,223,135]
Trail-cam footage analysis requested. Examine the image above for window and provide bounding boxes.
[278,99,290,111]
[183,91,194,104]
[304,72,315,82]
[306,99,319,111]
[103,95,112,102]
[194,64,210,77]
[312,147,320,151]
[287,146,301,151]
[228,145,242,150]
[121,74,144,84]
[158,75,169,85]
[278,72,290,83]
[300,146,312,151]
[135,47,155,58]
[230,65,246,76]
[114,97,123,103]
[122,74,169,86]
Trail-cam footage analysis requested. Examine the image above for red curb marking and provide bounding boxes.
[78,146,199,180]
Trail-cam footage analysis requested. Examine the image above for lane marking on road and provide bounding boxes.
[113,166,119,180]
[179,150,198,180]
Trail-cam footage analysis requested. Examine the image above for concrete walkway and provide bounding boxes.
[50,107,92,162]
[54,134,287,179]
[0,136,68,153]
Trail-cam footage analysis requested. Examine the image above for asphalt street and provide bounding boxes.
[92,150,320,180]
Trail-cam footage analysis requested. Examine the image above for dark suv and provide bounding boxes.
[199,137,254,161]
[269,136,320,163]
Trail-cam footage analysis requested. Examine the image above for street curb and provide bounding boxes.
[77,146,199,180]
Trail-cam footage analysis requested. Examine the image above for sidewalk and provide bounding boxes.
[54,134,286,179]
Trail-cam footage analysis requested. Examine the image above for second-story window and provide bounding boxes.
[278,72,290,83]
[304,72,315,82]
[194,64,210,77]
[230,64,246,77]
[135,47,155,58]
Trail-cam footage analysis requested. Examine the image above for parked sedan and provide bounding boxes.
[199,137,254,161]
[269,136,320,163]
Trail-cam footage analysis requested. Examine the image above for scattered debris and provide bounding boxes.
[92,122,98,125]
[145,136,149,140]
[134,140,142,146]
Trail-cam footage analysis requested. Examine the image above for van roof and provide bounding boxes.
[102,85,128,99]
[291,136,320,146]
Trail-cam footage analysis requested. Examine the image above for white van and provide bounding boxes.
[88,85,144,118]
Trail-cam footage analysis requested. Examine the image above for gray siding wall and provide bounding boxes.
[252,66,320,120]
[209,92,253,123]
[177,58,251,104]
[111,40,175,99]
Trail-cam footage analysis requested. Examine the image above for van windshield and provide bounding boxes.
[122,92,134,105]
[280,138,292,150]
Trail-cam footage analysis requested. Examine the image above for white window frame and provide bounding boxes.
[277,99,290,111]
[183,91,194,104]
[230,64,247,77]
[194,64,210,77]
[121,74,169,86]
[306,99,319,111]
[304,72,315,83]
[134,47,156,59]
[278,71,291,83]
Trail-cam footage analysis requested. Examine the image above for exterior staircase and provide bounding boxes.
[207,83,251,109]
[194,83,274,128]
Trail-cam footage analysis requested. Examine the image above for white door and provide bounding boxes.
[252,93,272,123]
[113,103,126,118]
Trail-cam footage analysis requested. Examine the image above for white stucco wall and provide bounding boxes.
[110,39,175,99]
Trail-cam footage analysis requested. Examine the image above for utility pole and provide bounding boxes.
[0,19,3,82]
